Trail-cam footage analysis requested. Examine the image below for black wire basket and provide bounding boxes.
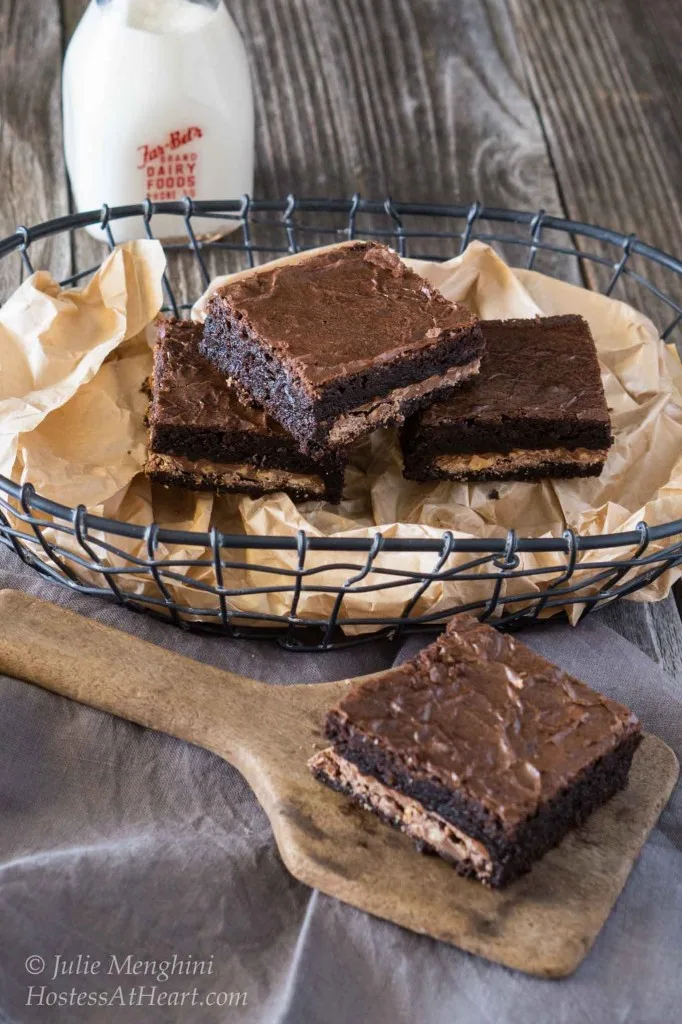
[1,196,682,650]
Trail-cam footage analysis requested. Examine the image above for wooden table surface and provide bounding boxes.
[1,0,681,677]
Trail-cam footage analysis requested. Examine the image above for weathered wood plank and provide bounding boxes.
[599,596,682,685]
[228,0,578,271]
[0,0,70,300]
[510,0,682,339]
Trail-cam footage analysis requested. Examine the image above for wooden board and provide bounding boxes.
[0,0,70,298]
[0,589,677,978]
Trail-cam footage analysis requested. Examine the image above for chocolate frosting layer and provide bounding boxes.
[213,241,478,385]
[328,614,639,827]
[150,318,284,436]
[419,315,610,428]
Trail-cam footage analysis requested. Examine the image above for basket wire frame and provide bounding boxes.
[2,196,682,650]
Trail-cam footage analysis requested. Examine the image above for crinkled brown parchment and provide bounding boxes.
[3,240,681,628]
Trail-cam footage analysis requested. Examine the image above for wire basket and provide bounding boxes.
[2,196,682,650]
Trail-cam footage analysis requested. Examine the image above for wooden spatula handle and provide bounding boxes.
[0,589,277,763]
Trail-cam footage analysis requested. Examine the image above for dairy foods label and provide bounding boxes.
[138,125,203,202]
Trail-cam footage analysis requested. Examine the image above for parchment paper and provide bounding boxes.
[3,240,681,627]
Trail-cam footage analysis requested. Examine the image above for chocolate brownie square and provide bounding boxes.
[309,614,640,887]
[401,315,612,482]
[199,241,484,458]
[146,318,345,503]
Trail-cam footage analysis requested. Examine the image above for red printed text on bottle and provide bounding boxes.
[138,126,203,202]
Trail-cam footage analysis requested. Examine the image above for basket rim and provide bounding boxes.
[1,475,681,553]
[2,196,682,558]
[3,196,682,276]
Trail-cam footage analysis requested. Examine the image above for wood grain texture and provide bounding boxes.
[231,0,552,203]
[228,0,580,274]
[510,0,682,336]
[599,596,682,687]
[0,0,70,299]
[1,589,677,978]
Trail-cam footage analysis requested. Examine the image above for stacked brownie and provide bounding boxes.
[401,315,613,483]
[146,240,486,502]
[146,320,345,503]
[310,614,641,887]
[199,240,484,458]
[145,241,613,501]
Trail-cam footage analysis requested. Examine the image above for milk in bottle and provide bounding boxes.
[63,0,255,241]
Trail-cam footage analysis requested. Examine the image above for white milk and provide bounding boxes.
[63,0,254,242]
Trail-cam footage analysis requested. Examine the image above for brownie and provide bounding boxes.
[401,315,613,483]
[200,241,484,458]
[146,318,345,503]
[309,614,640,887]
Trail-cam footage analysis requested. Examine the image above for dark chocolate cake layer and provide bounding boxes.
[310,614,640,887]
[401,315,612,482]
[200,241,484,457]
[146,318,344,503]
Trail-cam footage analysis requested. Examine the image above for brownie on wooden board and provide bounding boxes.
[200,241,484,458]
[146,318,345,503]
[401,315,613,483]
[309,614,640,887]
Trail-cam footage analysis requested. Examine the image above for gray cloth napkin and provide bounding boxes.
[0,545,679,1024]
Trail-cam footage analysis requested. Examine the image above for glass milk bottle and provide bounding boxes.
[62,0,254,242]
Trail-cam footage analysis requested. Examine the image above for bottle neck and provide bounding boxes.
[96,0,219,6]
[94,0,221,34]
